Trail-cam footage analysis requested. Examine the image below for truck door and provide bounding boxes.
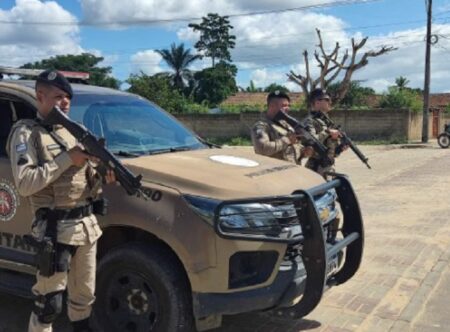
[0,97,34,252]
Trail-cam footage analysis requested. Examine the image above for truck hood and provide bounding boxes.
[122,147,325,200]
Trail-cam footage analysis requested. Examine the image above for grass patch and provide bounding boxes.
[357,138,409,145]
[206,137,252,146]
[205,137,410,147]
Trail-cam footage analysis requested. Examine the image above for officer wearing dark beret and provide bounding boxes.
[36,69,73,100]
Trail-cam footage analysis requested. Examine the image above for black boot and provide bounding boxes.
[72,318,93,332]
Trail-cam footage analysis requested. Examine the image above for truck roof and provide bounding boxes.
[0,79,134,97]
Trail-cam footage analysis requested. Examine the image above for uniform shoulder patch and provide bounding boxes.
[15,143,27,153]
[253,122,269,138]
[253,121,269,130]
[13,119,38,130]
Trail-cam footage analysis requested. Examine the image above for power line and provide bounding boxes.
[0,0,381,26]
[51,19,429,57]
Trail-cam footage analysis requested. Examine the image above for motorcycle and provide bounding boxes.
[437,124,450,148]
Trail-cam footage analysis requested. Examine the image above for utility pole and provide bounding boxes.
[422,0,432,143]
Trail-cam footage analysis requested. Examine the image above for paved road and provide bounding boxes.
[1,144,450,331]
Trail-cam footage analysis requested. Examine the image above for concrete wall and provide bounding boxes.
[174,109,432,142]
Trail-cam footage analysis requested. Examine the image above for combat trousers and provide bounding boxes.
[305,158,335,179]
[28,241,97,332]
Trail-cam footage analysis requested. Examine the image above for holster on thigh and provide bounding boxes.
[56,243,78,273]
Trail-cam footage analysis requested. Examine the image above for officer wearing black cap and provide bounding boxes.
[303,88,345,177]
[251,90,313,164]
[7,69,115,332]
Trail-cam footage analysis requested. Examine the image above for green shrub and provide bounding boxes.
[378,87,423,112]
[206,136,252,146]
[179,102,210,113]
[219,104,263,113]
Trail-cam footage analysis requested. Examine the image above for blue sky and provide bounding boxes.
[1,0,450,92]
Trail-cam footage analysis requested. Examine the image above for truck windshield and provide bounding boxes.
[69,93,206,155]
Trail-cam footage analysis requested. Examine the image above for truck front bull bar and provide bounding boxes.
[214,175,364,319]
[276,175,364,318]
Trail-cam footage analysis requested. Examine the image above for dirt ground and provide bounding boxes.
[1,143,450,331]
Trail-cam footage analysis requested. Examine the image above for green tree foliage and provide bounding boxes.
[393,76,422,94]
[327,81,375,108]
[193,62,238,106]
[245,80,262,92]
[155,43,200,93]
[21,53,120,88]
[263,83,290,93]
[188,13,236,67]
[395,76,410,90]
[379,86,423,112]
[127,73,186,113]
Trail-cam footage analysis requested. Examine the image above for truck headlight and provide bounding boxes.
[314,189,339,224]
[218,202,301,240]
[183,195,302,241]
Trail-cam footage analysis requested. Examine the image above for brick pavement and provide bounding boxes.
[0,146,449,332]
[217,145,450,332]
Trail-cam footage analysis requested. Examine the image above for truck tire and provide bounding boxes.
[438,133,450,148]
[93,242,194,332]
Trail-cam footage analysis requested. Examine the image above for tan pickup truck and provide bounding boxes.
[0,72,364,331]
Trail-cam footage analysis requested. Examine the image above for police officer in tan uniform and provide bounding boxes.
[304,88,345,178]
[251,91,313,164]
[7,70,115,332]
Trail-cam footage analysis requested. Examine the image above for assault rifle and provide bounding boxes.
[272,110,333,167]
[316,112,371,169]
[44,106,147,198]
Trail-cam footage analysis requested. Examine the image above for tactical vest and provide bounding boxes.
[253,118,301,163]
[306,113,339,160]
[11,119,96,209]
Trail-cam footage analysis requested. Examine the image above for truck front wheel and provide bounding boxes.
[93,242,194,332]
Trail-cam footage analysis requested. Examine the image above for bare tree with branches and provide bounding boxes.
[288,28,396,106]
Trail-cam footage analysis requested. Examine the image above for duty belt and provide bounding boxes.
[36,204,94,221]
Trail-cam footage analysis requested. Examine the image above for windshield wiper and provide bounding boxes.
[196,135,221,148]
[147,146,192,155]
[113,150,140,157]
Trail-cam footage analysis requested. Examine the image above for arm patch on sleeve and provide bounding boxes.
[16,143,27,153]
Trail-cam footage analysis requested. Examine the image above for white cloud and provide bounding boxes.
[80,0,352,24]
[352,24,450,93]
[232,12,347,65]
[130,50,163,75]
[80,0,235,24]
[76,1,450,93]
[175,10,348,69]
[240,24,450,94]
[0,0,82,67]
[250,68,284,87]
[99,54,120,68]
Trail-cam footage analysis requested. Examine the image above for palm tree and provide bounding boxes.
[156,43,201,92]
[395,76,410,91]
